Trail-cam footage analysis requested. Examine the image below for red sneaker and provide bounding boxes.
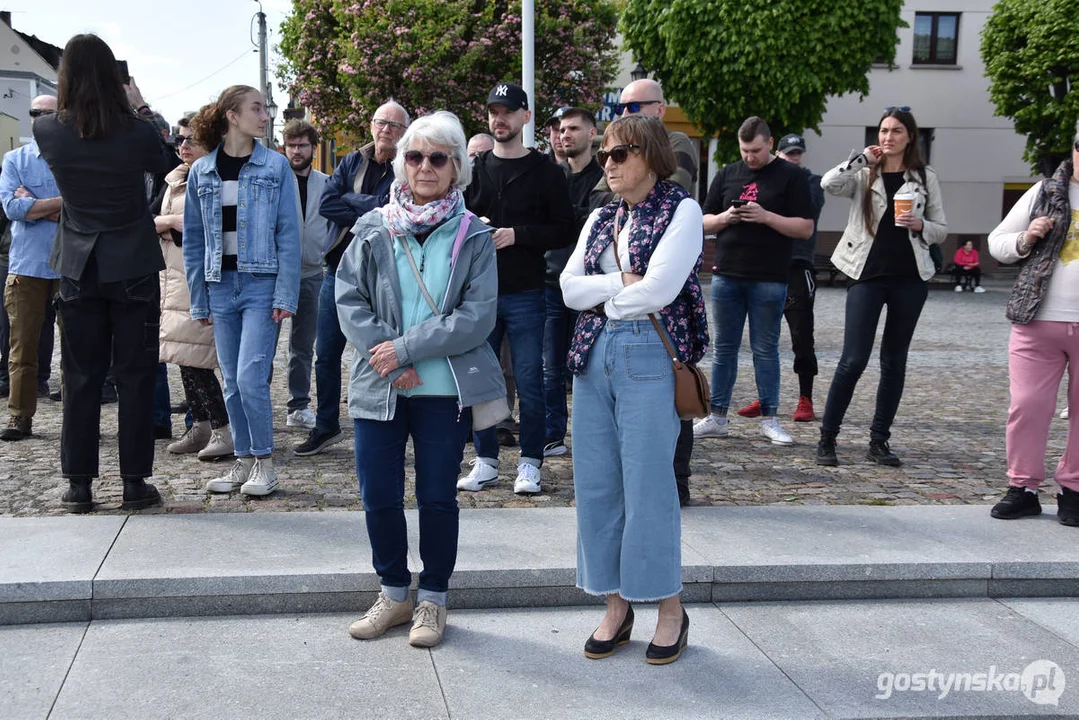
[737,399,762,418]
[793,396,815,422]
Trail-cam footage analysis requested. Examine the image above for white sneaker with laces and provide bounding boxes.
[205,457,253,493]
[693,415,729,439]
[760,417,794,446]
[197,426,234,461]
[543,440,567,457]
[974,286,986,293]
[954,285,964,292]
[513,463,541,494]
[456,458,499,491]
[287,408,316,429]
[1061,407,1070,419]
[409,600,448,648]
[349,591,415,640]
[240,456,279,496]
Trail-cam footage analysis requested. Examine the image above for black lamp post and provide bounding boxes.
[630,63,648,82]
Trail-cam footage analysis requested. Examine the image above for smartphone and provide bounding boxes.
[116,60,130,85]
[730,199,749,208]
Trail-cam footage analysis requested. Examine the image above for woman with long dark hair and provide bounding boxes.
[34,34,173,512]
[183,85,301,497]
[816,107,947,467]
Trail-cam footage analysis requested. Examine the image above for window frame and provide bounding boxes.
[913,12,960,66]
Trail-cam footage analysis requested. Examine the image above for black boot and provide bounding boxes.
[121,478,162,511]
[867,439,901,466]
[816,430,838,466]
[61,478,93,514]
[1057,487,1079,527]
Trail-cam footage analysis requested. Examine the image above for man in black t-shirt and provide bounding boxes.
[693,117,813,447]
[460,83,575,496]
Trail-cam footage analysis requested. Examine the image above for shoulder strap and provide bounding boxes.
[611,209,683,366]
[398,236,440,315]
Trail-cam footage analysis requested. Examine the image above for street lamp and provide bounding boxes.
[630,63,648,82]
[265,95,277,145]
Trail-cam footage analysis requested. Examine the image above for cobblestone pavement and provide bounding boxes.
[1,279,1064,516]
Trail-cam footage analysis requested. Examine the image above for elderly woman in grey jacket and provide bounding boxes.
[335,111,503,649]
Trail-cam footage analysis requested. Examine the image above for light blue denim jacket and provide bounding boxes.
[183,141,302,319]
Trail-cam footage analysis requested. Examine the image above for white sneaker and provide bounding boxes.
[693,415,728,439]
[513,463,541,494]
[287,408,316,429]
[1061,407,1070,419]
[954,285,964,292]
[240,456,279,496]
[197,426,234,461]
[974,286,986,294]
[760,417,794,446]
[456,458,499,491]
[205,457,253,493]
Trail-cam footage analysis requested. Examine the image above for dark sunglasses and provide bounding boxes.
[884,105,912,112]
[595,144,641,166]
[28,108,54,118]
[613,100,661,115]
[403,150,451,169]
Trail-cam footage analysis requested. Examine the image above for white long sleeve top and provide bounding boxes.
[560,198,703,320]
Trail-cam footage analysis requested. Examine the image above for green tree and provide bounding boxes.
[620,0,904,163]
[981,0,1079,176]
[277,0,619,145]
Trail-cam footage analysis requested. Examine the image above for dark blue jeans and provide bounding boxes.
[354,396,471,597]
[474,289,546,464]
[543,284,576,444]
[821,276,928,441]
[314,266,346,434]
[153,363,170,429]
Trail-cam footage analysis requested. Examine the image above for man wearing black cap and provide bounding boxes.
[459,82,575,496]
[544,107,568,164]
[772,133,825,423]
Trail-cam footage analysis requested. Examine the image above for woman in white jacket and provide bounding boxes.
[816,108,947,467]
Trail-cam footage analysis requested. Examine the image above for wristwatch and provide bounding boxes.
[1017,231,1032,256]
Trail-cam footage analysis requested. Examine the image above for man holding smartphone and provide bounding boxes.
[694,116,814,446]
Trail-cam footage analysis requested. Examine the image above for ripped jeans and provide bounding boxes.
[207,270,278,457]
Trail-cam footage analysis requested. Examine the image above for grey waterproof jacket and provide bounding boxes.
[334,208,506,425]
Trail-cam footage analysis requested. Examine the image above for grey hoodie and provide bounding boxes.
[334,208,506,425]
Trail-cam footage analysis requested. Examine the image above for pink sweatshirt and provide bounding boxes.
[954,247,979,267]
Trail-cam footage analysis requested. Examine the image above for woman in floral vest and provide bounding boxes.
[560,115,708,666]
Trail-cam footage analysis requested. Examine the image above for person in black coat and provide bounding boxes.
[34,34,174,513]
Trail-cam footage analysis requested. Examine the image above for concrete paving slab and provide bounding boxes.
[431,605,825,719]
[1002,598,1079,647]
[93,512,377,599]
[48,613,448,720]
[0,622,86,720]
[0,517,125,603]
[719,598,1079,718]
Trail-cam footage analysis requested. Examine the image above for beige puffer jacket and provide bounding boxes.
[158,164,218,369]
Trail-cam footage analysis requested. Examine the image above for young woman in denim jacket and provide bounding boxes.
[817,107,947,468]
[335,111,503,648]
[183,85,301,497]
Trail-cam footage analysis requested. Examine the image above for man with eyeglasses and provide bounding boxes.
[296,100,409,456]
[459,82,575,495]
[278,119,330,432]
[0,95,61,441]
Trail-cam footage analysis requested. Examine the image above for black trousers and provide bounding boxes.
[954,266,981,288]
[57,255,159,480]
[674,420,693,504]
[784,262,818,382]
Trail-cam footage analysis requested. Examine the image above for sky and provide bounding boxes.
[8,0,295,132]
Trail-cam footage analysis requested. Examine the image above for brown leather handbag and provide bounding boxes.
[610,211,710,420]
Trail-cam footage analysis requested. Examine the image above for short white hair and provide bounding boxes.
[379,98,411,126]
[393,111,471,190]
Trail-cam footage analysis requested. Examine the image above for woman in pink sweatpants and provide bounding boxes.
[988,142,1079,527]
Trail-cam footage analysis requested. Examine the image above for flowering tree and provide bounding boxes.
[278,0,619,145]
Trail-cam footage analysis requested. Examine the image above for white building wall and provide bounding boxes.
[811,0,1034,237]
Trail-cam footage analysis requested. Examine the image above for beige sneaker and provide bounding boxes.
[409,600,447,648]
[197,426,234,461]
[205,457,253,493]
[240,456,279,496]
[167,421,211,454]
[348,592,415,640]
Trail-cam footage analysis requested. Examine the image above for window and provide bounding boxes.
[864,126,935,165]
[913,12,959,65]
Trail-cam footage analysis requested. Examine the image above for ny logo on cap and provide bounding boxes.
[495,85,508,97]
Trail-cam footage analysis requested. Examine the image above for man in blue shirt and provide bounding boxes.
[0,95,61,441]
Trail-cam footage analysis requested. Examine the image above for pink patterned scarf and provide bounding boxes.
[379,181,464,237]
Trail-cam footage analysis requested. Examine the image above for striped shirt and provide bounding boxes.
[216,150,249,264]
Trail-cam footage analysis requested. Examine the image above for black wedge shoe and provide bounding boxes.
[646,608,689,665]
[584,604,634,659]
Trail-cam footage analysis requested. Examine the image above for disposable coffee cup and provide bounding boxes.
[894,193,915,218]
